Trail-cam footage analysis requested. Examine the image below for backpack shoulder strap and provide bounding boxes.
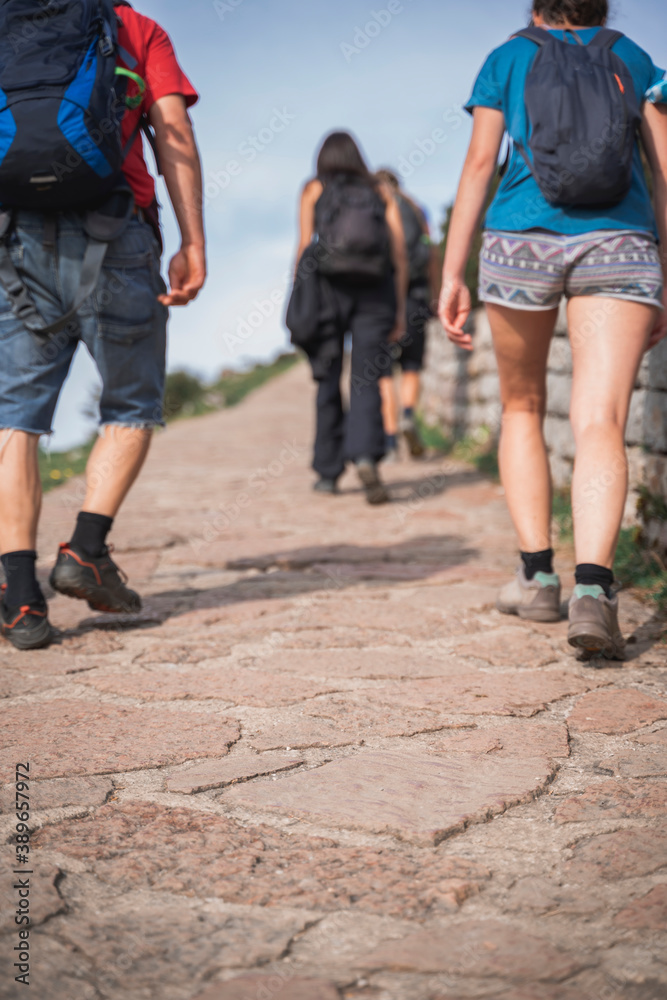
[512,26,552,46]
[588,28,624,49]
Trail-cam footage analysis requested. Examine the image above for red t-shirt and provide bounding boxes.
[116,5,199,207]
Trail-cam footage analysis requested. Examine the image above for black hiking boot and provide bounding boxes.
[0,586,52,650]
[49,543,142,614]
[356,459,389,505]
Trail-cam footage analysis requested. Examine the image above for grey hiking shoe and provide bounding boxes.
[568,585,625,661]
[313,477,338,495]
[496,565,562,623]
[356,459,389,505]
[400,414,425,458]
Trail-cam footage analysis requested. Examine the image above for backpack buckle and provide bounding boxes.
[99,21,114,57]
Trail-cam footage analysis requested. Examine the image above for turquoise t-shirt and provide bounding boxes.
[466,28,665,236]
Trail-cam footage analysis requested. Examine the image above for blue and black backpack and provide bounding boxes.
[0,0,142,210]
[0,0,153,337]
[513,26,642,208]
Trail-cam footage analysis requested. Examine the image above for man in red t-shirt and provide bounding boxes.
[0,2,206,650]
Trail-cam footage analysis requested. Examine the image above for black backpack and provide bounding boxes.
[514,26,641,207]
[315,175,391,282]
[396,192,430,287]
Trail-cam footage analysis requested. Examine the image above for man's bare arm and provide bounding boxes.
[148,94,206,307]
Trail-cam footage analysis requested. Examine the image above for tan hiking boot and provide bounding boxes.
[496,566,562,623]
[568,585,625,661]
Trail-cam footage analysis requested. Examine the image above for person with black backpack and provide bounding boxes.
[439,0,667,660]
[0,1,205,650]
[376,169,441,460]
[294,131,408,504]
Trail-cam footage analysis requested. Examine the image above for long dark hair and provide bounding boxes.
[316,131,372,183]
[532,0,608,24]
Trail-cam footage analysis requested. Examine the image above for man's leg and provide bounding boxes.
[398,296,428,457]
[50,217,167,614]
[0,430,42,554]
[83,425,153,518]
[379,375,399,457]
[399,370,421,411]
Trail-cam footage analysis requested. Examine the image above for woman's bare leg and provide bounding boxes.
[486,304,559,553]
[568,297,656,568]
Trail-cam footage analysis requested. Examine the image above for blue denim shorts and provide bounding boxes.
[0,210,168,435]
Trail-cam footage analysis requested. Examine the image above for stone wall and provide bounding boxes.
[421,306,667,543]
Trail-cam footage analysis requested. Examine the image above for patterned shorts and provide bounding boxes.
[479,229,664,311]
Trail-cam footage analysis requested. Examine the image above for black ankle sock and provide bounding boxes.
[403,407,415,419]
[1,551,44,608]
[521,548,554,580]
[385,433,397,451]
[575,564,614,599]
[70,512,114,559]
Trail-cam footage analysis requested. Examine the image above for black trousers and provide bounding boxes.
[311,273,396,481]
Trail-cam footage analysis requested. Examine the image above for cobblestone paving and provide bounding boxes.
[1,363,666,1000]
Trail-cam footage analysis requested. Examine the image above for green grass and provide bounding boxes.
[39,442,94,494]
[40,353,300,494]
[614,527,667,618]
[416,415,500,479]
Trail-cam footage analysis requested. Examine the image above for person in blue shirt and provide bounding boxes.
[439,0,667,660]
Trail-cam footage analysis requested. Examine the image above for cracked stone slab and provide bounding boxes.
[595,749,667,778]
[165,753,304,793]
[27,887,312,1000]
[448,627,560,668]
[424,720,570,759]
[79,663,342,706]
[633,726,667,748]
[566,828,667,881]
[245,699,470,751]
[568,689,667,735]
[237,646,459,679]
[0,669,64,699]
[194,976,341,1000]
[503,877,601,917]
[614,885,667,929]
[373,670,607,718]
[224,749,557,845]
[554,779,667,823]
[0,776,113,815]
[359,920,586,981]
[32,802,491,918]
[0,702,240,780]
[0,864,63,934]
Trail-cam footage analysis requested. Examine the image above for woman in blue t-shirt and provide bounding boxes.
[439,0,667,660]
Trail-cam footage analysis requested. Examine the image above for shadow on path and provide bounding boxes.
[58,534,479,638]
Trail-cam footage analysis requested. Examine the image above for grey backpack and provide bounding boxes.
[514,26,641,207]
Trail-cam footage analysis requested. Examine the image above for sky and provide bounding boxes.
[52,0,667,448]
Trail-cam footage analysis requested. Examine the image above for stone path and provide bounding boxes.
[1,362,666,1000]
